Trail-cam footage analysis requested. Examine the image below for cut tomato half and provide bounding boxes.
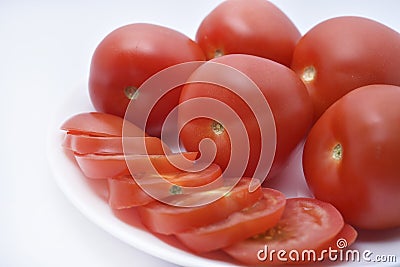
[60,112,146,137]
[137,178,263,235]
[62,134,169,155]
[223,197,344,265]
[175,188,286,254]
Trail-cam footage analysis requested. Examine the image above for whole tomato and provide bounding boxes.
[89,23,205,137]
[303,84,400,230]
[178,54,313,180]
[291,16,400,120]
[196,0,301,66]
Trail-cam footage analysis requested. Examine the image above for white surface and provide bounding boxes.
[1,1,400,267]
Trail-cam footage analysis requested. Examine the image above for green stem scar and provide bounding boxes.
[302,66,316,83]
[124,86,139,100]
[212,121,225,135]
[332,143,343,160]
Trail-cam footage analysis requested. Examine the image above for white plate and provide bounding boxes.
[47,86,400,267]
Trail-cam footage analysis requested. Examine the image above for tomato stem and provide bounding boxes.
[302,66,316,83]
[211,121,225,135]
[170,184,183,195]
[214,49,224,58]
[332,143,343,160]
[124,86,139,100]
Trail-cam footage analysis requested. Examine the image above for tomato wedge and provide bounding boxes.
[61,112,146,137]
[223,198,344,265]
[108,163,222,209]
[175,188,286,254]
[74,152,198,179]
[137,178,263,235]
[62,134,169,155]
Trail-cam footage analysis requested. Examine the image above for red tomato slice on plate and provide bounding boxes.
[62,134,169,155]
[108,163,222,209]
[108,175,155,209]
[175,188,286,254]
[137,178,263,235]
[60,112,146,137]
[223,197,344,265]
[74,152,198,179]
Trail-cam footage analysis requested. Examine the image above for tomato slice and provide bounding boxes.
[137,178,263,235]
[108,175,155,209]
[60,112,146,137]
[62,134,169,155]
[108,163,222,209]
[223,197,344,265]
[175,188,286,254]
[74,152,198,179]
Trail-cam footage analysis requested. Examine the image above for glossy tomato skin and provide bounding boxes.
[196,0,300,66]
[303,84,400,229]
[291,16,400,120]
[89,23,205,137]
[179,54,313,179]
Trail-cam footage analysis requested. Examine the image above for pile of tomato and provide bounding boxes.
[60,0,400,265]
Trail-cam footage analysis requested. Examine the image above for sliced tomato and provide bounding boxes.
[62,134,169,155]
[74,152,198,179]
[137,178,263,235]
[108,164,222,209]
[318,224,358,256]
[60,112,146,137]
[223,197,344,265]
[175,188,286,254]
[108,175,155,209]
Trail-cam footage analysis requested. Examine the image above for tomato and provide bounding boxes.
[291,16,400,120]
[137,178,263,235]
[62,134,169,155]
[178,54,313,180]
[223,198,344,265]
[175,188,286,254]
[108,163,221,209]
[88,23,205,137]
[303,84,400,229]
[108,175,154,209]
[73,152,198,179]
[196,0,300,66]
[60,112,145,137]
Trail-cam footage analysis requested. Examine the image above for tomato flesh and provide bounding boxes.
[223,198,344,265]
[175,188,286,254]
[137,178,263,235]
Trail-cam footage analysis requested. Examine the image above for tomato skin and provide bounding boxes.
[196,0,300,66]
[303,84,400,229]
[137,178,263,235]
[179,54,313,179]
[223,198,344,265]
[89,23,205,137]
[291,16,400,120]
[175,188,286,254]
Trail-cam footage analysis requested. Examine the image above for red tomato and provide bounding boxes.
[291,16,400,120]
[61,112,146,137]
[223,198,344,265]
[178,54,313,180]
[88,23,205,137]
[137,178,263,235]
[303,84,400,229]
[108,163,221,209]
[62,134,169,155]
[175,188,286,254]
[196,0,300,66]
[73,152,198,179]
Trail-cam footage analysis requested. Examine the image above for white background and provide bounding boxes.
[1,1,400,266]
